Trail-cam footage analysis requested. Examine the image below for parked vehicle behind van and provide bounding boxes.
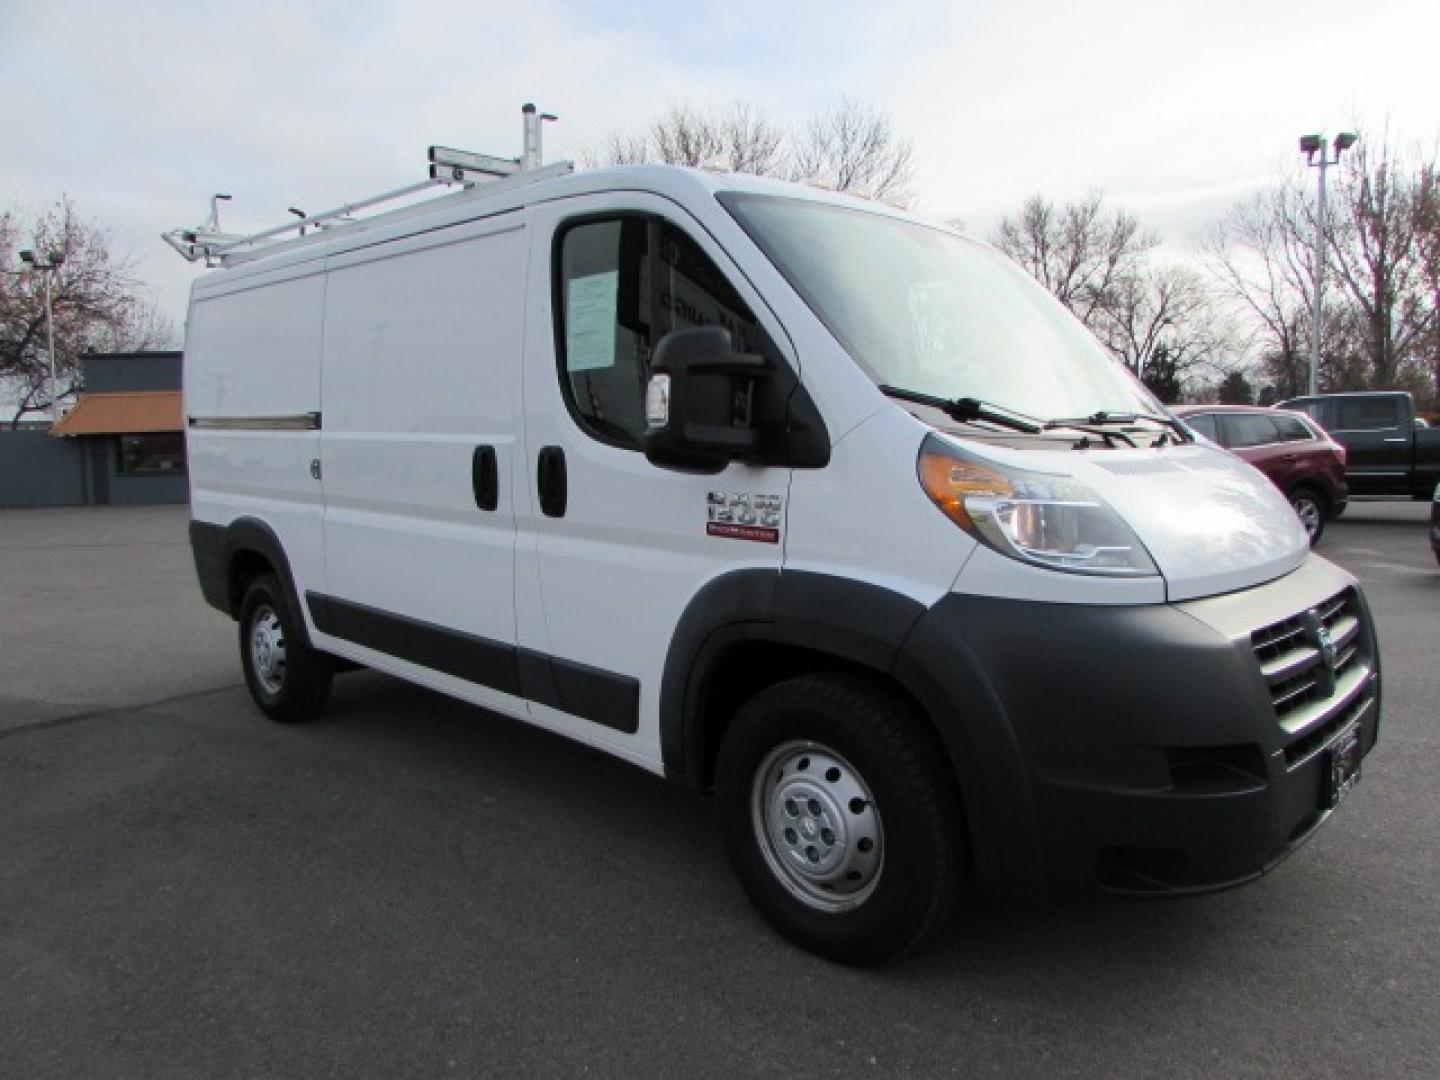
[175,137,1381,963]
[1431,482,1440,567]
[1278,391,1440,501]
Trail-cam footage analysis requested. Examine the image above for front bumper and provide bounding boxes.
[896,556,1380,899]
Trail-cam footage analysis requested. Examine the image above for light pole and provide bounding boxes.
[1299,131,1357,397]
[18,248,66,424]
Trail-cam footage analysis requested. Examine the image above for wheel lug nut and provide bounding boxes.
[821,828,835,845]
[807,799,822,816]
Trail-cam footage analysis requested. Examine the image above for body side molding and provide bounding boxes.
[307,592,640,734]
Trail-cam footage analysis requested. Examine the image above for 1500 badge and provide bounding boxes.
[707,491,783,543]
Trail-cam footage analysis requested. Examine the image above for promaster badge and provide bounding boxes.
[707,491,783,543]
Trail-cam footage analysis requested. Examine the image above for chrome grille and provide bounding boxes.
[1251,589,1371,749]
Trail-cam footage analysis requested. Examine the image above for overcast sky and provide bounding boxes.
[3,0,1438,329]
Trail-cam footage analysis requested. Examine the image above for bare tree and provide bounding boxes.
[990,191,1232,400]
[718,102,786,178]
[1202,131,1439,404]
[590,130,652,167]
[647,103,726,168]
[589,98,911,202]
[592,101,787,177]
[1,198,176,425]
[1201,183,1319,399]
[788,98,915,205]
[992,192,1158,327]
[1415,163,1440,405]
[1093,263,1232,398]
[1327,132,1437,392]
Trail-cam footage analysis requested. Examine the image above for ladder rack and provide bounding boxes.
[162,103,570,268]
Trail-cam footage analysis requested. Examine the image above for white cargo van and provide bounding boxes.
[177,150,1380,963]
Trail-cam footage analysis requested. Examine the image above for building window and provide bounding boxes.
[117,433,186,475]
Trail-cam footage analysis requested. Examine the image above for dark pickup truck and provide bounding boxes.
[1279,391,1440,500]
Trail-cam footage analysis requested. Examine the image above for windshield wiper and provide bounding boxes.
[878,385,1043,434]
[1048,410,1193,445]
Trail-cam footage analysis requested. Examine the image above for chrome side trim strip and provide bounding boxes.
[188,412,321,431]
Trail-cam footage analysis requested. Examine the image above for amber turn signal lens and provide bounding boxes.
[918,448,1013,528]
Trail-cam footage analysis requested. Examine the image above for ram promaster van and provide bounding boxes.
[173,112,1380,963]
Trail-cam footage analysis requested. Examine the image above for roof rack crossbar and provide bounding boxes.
[163,178,449,264]
[163,102,569,268]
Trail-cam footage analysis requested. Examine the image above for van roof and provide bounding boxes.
[188,164,941,299]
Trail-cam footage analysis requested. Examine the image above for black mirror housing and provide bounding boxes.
[642,327,764,471]
[642,326,831,473]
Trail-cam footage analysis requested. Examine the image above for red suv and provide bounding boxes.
[1174,405,1348,544]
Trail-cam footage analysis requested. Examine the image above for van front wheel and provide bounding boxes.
[715,673,967,964]
[238,573,332,723]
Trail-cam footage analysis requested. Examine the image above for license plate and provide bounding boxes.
[1324,723,1362,808]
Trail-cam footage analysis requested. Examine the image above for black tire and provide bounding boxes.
[238,573,332,723]
[715,673,968,964]
[1288,486,1327,546]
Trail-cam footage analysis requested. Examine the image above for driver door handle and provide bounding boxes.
[537,446,567,518]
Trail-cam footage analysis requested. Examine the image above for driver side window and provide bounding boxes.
[555,215,763,449]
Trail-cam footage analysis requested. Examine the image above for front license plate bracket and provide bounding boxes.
[1323,722,1362,809]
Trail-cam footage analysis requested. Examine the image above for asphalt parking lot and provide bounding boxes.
[2,502,1437,1078]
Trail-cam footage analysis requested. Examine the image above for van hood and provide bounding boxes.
[1071,445,1308,600]
[954,439,1310,601]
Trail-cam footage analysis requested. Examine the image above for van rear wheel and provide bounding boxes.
[715,673,967,964]
[238,573,332,723]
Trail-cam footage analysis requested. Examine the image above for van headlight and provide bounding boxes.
[917,434,1158,577]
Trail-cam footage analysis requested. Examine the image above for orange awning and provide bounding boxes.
[51,391,183,436]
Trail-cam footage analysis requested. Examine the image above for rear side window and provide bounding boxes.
[1273,415,1313,442]
[1336,397,1401,431]
[1184,413,1218,441]
[1282,399,1335,429]
[555,216,763,449]
[1219,413,1281,449]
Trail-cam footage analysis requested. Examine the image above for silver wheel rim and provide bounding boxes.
[249,604,287,696]
[751,741,884,913]
[1292,495,1321,538]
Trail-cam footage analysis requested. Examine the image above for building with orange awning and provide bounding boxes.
[1,352,186,507]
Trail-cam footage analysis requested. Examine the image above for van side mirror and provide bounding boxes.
[642,327,769,471]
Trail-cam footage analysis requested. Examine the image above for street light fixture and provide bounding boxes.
[18,248,66,425]
[1299,131,1358,397]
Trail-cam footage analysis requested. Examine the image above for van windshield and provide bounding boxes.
[719,192,1160,423]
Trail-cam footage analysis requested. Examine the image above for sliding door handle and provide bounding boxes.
[472,445,498,511]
